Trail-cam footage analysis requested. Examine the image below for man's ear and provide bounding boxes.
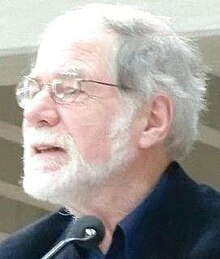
[138,93,173,149]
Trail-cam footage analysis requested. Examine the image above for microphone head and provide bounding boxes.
[72,215,105,249]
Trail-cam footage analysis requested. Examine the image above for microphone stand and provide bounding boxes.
[41,228,97,259]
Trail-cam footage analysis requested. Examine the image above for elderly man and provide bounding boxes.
[1,3,220,259]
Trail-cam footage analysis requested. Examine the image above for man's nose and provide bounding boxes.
[23,89,60,128]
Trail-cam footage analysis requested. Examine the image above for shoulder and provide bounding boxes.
[166,162,220,212]
[188,184,220,258]
[170,162,220,228]
[167,163,220,257]
[0,208,73,259]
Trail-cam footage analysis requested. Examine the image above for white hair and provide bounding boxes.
[42,3,207,160]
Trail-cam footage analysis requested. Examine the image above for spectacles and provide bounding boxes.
[16,75,120,109]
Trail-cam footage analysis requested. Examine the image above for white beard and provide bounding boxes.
[22,108,136,207]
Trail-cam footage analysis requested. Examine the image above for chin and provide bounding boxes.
[22,143,133,207]
[22,153,107,206]
[22,150,91,205]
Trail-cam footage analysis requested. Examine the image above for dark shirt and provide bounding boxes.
[80,164,170,259]
[0,162,220,258]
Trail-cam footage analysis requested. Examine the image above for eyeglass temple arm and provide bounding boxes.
[82,79,119,87]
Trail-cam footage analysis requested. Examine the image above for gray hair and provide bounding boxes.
[43,4,207,160]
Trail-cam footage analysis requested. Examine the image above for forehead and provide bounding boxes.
[33,28,116,80]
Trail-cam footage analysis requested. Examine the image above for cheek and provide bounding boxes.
[74,121,112,162]
[59,106,116,163]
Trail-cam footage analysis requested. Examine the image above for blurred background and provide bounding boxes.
[0,0,220,242]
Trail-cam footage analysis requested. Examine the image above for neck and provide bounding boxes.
[68,148,171,253]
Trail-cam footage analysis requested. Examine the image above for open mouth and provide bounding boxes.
[34,145,65,154]
[30,144,67,171]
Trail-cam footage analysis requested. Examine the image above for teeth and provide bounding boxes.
[40,147,51,151]
[39,148,54,153]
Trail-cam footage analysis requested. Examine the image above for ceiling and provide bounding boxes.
[0,0,220,242]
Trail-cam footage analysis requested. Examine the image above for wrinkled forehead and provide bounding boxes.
[34,23,117,78]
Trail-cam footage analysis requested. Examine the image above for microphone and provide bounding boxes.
[41,215,105,259]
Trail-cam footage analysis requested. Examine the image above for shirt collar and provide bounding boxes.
[75,161,181,258]
[117,161,178,258]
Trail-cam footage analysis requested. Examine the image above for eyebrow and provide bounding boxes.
[26,64,86,82]
[57,66,86,78]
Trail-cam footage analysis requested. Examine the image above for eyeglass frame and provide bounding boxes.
[15,74,121,109]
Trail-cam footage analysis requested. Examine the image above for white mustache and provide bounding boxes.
[23,128,74,152]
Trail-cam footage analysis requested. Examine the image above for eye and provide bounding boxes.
[53,78,81,103]
[26,79,40,98]
[16,77,40,108]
